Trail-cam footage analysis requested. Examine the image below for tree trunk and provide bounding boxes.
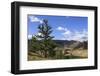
[44,51,47,58]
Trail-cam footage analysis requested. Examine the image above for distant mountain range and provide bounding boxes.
[53,40,88,49]
[28,39,88,49]
[53,40,77,47]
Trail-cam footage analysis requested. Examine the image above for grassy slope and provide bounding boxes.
[28,49,88,61]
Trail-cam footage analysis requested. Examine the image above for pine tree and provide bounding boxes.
[36,19,57,58]
[30,36,40,52]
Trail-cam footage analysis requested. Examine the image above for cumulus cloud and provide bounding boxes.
[28,35,32,39]
[57,26,88,42]
[62,31,71,35]
[69,30,88,42]
[29,16,43,24]
[37,32,43,36]
[57,26,71,35]
[28,32,43,40]
[57,26,67,31]
[57,26,64,30]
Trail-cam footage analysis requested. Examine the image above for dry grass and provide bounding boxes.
[28,52,46,61]
[71,49,88,58]
[28,49,88,61]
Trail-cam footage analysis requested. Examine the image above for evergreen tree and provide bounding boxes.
[30,36,40,52]
[36,19,57,58]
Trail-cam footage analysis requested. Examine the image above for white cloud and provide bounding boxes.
[57,26,88,42]
[57,26,71,35]
[57,26,68,31]
[28,33,43,40]
[37,32,43,36]
[28,35,32,39]
[62,30,71,35]
[57,26,64,30]
[29,16,43,24]
[63,30,88,42]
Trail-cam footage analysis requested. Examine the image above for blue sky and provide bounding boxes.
[28,15,88,41]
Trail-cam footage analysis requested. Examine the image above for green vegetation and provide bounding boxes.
[28,19,88,61]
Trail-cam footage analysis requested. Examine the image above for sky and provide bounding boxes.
[28,15,88,42]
